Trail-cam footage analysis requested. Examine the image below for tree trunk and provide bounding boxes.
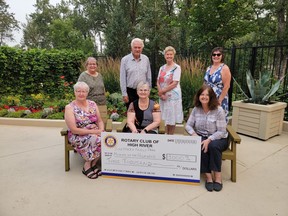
[275,0,287,78]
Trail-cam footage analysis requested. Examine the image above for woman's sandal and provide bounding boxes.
[82,167,98,179]
[92,167,102,176]
[91,161,102,176]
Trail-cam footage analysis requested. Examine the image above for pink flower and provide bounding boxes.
[60,76,65,79]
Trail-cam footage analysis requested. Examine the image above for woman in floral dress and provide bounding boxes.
[204,47,231,121]
[157,46,183,135]
[64,81,104,179]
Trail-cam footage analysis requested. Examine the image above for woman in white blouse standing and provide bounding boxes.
[185,85,228,192]
[157,46,183,135]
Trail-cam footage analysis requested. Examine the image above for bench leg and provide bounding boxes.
[231,159,236,182]
[65,146,70,171]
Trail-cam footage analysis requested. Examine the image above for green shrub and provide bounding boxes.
[106,92,126,118]
[0,109,8,117]
[149,87,160,102]
[0,47,85,98]
[5,110,26,118]
[24,112,44,119]
[0,95,22,106]
[53,99,70,112]
[46,112,64,119]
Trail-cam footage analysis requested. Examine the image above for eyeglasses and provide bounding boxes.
[138,89,149,92]
[76,90,88,94]
[212,53,222,57]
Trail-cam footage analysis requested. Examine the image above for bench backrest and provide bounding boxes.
[98,105,108,123]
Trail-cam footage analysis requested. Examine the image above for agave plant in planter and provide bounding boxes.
[232,71,287,140]
[233,70,285,104]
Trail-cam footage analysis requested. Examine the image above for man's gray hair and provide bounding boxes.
[131,38,144,48]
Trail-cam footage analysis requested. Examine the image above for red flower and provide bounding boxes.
[4,105,9,109]
[60,76,65,79]
[30,108,40,113]
[18,106,28,110]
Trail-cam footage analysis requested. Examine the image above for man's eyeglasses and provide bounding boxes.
[212,53,222,57]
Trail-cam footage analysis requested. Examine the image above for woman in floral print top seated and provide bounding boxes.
[64,81,104,179]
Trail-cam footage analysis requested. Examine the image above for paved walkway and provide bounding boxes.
[0,125,287,216]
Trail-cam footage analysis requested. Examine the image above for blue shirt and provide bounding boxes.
[120,53,152,96]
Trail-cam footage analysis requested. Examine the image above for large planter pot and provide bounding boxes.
[232,101,287,140]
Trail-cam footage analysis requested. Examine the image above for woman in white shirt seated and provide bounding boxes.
[185,85,228,192]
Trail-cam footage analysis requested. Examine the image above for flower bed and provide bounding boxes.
[0,92,127,121]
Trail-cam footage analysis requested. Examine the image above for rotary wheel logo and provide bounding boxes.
[104,135,117,148]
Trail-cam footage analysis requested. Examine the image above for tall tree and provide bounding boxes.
[274,0,288,77]
[23,0,59,48]
[177,0,193,56]
[104,3,130,58]
[49,19,94,53]
[71,0,116,53]
[0,0,19,46]
[189,0,255,52]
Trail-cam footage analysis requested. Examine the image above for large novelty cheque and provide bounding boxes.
[101,132,201,184]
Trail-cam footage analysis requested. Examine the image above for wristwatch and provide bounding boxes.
[144,129,148,133]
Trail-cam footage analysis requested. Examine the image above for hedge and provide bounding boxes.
[0,46,85,98]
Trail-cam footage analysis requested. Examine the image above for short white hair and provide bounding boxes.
[73,81,90,92]
[136,81,150,91]
[131,38,144,48]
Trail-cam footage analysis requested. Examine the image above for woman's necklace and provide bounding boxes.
[139,99,149,110]
[165,63,174,71]
[202,106,210,114]
[76,100,88,111]
[210,64,220,75]
[87,71,98,77]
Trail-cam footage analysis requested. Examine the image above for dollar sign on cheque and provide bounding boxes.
[162,154,166,160]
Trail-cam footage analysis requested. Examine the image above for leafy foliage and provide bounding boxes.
[0,46,85,97]
[0,0,19,45]
[0,109,8,117]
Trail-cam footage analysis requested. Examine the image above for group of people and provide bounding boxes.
[65,38,232,192]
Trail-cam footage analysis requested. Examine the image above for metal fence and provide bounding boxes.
[225,44,288,108]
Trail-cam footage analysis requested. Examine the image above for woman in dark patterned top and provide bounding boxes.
[78,57,106,105]
[125,81,161,134]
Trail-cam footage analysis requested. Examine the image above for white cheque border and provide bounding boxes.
[101,132,201,185]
